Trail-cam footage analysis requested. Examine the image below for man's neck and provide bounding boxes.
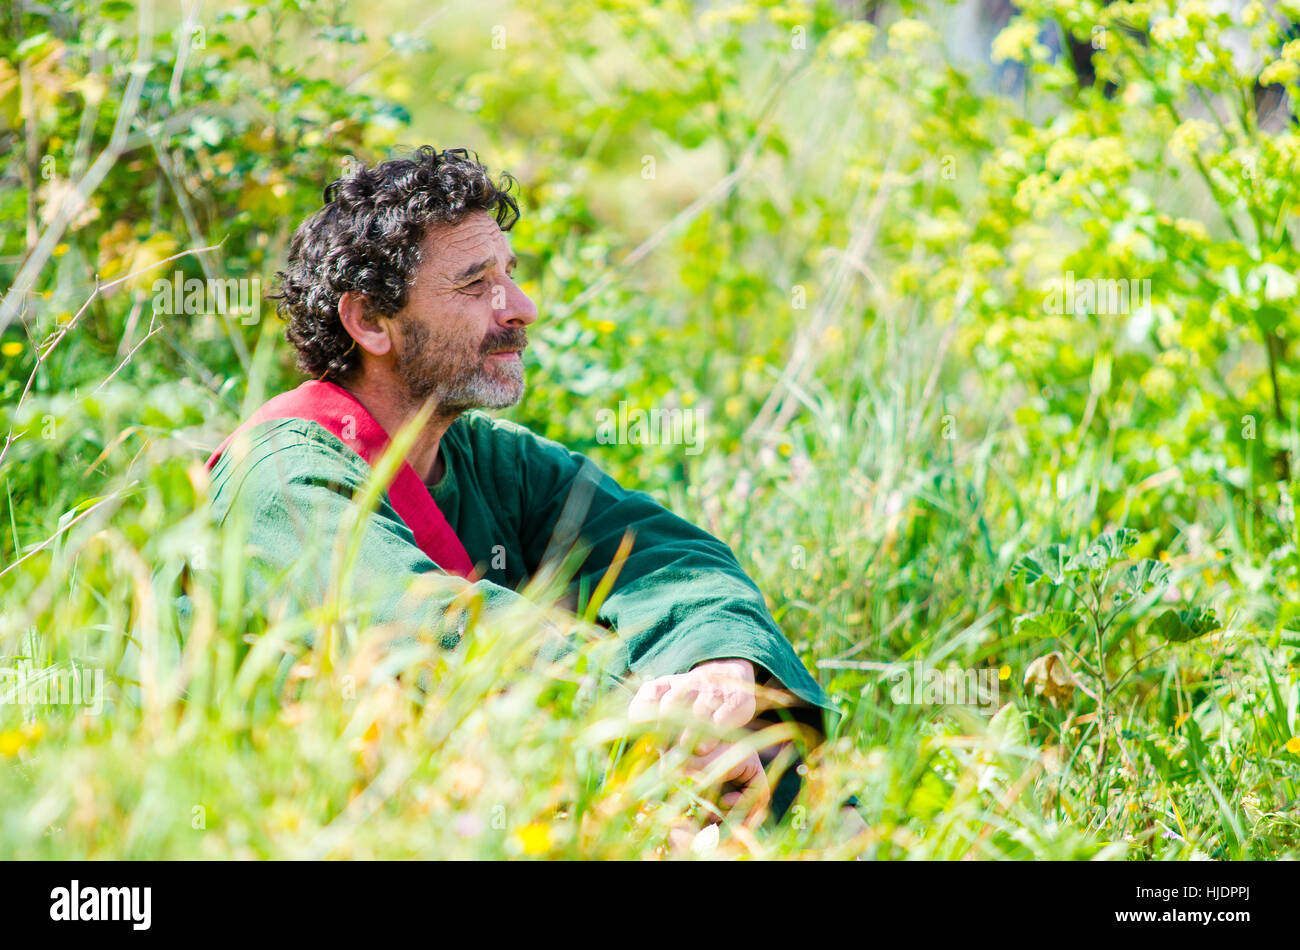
[337,375,459,484]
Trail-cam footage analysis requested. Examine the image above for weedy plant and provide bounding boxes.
[1012,528,1221,810]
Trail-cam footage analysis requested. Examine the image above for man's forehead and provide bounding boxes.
[423,213,510,272]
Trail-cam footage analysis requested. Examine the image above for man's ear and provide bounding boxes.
[338,291,393,358]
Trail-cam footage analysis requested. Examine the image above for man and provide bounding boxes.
[206,146,840,837]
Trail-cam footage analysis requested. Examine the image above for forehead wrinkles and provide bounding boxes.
[426,215,505,281]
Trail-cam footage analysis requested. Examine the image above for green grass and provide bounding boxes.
[0,299,1295,859]
[1,0,1299,859]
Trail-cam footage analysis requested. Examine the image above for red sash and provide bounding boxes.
[205,379,476,579]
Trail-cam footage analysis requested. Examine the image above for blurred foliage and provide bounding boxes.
[0,0,1298,859]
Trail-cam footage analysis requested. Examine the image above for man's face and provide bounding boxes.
[389,210,537,413]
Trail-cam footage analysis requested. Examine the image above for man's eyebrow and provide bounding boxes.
[452,253,518,283]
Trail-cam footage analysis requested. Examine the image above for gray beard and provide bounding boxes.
[394,318,525,416]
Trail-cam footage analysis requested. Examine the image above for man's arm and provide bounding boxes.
[501,419,837,728]
[498,418,839,830]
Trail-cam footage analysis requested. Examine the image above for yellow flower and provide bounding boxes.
[595,319,616,334]
[778,441,793,458]
[1261,60,1300,87]
[887,19,936,54]
[1150,17,1186,45]
[1174,217,1210,243]
[1140,366,1177,400]
[1179,0,1210,27]
[1,341,23,357]
[1169,119,1219,162]
[698,3,757,29]
[52,242,69,257]
[767,3,814,30]
[998,665,1011,681]
[0,722,43,757]
[516,822,552,855]
[1286,736,1300,755]
[1082,136,1133,178]
[992,20,1045,64]
[828,21,877,59]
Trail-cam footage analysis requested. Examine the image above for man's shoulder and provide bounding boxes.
[212,417,361,470]
[208,417,368,507]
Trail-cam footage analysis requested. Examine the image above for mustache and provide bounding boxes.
[481,328,528,355]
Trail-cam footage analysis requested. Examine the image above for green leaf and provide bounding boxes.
[1067,528,1140,572]
[15,32,54,56]
[1118,559,1170,595]
[1098,527,1140,557]
[217,5,257,23]
[99,1,134,20]
[1065,546,1107,573]
[1011,543,1071,584]
[988,702,1032,774]
[988,702,1028,744]
[317,25,366,44]
[1014,609,1083,639]
[1150,607,1220,643]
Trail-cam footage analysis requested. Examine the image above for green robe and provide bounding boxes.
[207,409,837,729]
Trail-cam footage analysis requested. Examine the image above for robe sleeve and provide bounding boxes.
[207,419,541,648]
[502,420,839,728]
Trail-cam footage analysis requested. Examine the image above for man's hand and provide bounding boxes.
[628,658,772,833]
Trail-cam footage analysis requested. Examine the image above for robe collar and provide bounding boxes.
[206,379,476,579]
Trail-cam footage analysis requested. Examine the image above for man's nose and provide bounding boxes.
[495,279,538,327]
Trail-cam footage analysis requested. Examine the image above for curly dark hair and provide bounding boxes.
[271,146,521,382]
